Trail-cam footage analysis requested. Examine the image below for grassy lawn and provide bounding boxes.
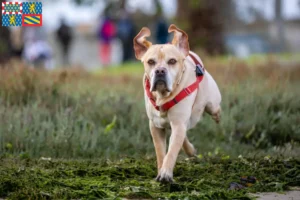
[0,54,300,199]
[1,157,299,199]
[94,52,300,76]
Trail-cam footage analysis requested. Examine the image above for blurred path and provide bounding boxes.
[252,191,300,200]
[48,31,122,70]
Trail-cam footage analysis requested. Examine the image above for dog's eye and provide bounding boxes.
[147,59,156,65]
[168,59,177,65]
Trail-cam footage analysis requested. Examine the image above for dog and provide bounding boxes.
[133,24,221,183]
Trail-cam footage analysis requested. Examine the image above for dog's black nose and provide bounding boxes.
[155,67,166,76]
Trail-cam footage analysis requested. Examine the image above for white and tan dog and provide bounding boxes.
[133,24,221,183]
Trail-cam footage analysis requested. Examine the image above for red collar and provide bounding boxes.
[145,53,205,112]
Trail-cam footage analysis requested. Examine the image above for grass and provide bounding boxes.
[1,157,299,199]
[0,54,300,199]
[94,52,300,75]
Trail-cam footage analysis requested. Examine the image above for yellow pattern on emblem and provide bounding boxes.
[9,15,16,26]
[29,3,36,14]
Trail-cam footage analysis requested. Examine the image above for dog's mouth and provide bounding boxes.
[151,77,170,92]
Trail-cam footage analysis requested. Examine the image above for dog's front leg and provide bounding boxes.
[149,121,166,172]
[156,121,186,183]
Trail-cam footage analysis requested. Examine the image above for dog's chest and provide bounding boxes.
[151,112,170,129]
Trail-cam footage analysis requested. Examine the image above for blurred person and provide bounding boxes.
[117,11,136,63]
[155,17,169,44]
[97,15,116,66]
[56,18,73,66]
[22,27,53,69]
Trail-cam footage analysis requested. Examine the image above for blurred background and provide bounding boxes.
[1,0,300,69]
[0,0,299,159]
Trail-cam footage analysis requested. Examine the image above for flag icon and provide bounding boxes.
[1,2,42,27]
[22,14,42,26]
[22,2,42,14]
[1,2,22,14]
[2,14,22,26]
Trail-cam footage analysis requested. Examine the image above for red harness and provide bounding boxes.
[145,53,205,112]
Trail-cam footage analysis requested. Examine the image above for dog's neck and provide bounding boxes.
[153,63,193,107]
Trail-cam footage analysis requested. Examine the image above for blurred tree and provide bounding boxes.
[175,0,228,55]
[0,27,11,65]
[275,0,286,51]
[153,0,163,16]
[74,0,96,5]
[0,0,12,65]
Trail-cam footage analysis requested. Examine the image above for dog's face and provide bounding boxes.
[134,24,190,97]
[143,44,184,94]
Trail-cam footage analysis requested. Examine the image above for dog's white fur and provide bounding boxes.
[134,24,221,182]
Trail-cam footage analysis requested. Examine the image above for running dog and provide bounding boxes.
[133,24,221,182]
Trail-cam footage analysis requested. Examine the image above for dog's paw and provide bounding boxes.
[155,168,173,183]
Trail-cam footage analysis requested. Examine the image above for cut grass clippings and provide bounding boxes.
[0,156,299,199]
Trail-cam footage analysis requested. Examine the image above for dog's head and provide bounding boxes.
[134,24,190,97]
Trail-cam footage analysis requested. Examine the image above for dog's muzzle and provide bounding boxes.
[152,67,169,92]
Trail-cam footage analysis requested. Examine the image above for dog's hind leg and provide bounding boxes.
[182,137,196,157]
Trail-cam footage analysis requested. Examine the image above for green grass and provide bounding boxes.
[94,52,300,75]
[1,157,299,199]
[1,58,299,159]
[205,52,300,66]
[94,62,143,75]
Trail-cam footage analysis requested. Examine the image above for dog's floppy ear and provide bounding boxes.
[133,27,152,60]
[168,24,190,57]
